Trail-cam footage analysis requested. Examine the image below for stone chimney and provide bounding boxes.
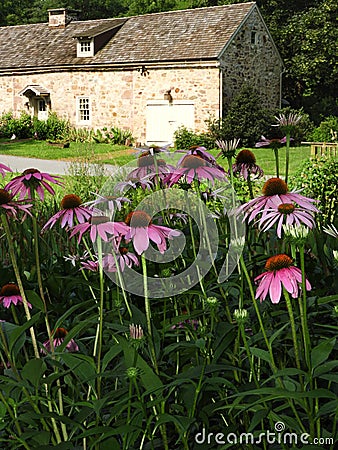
[48,8,81,28]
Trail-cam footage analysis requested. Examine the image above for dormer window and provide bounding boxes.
[77,39,94,57]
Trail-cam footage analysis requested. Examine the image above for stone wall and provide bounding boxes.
[220,7,282,113]
[0,66,220,143]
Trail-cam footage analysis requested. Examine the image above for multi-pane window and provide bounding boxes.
[77,97,90,123]
[80,40,91,53]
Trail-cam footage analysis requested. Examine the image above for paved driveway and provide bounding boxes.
[0,154,117,175]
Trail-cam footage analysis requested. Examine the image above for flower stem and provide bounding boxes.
[141,254,158,374]
[273,148,280,178]
[283,289,301,369]
[96,236,105,398]
[299,244,312,370]
[1,213,40,359]
[285,132,290,184]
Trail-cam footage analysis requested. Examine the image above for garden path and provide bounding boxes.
[0,154,117,175]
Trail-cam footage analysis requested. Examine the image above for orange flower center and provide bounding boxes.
[265,254,293,271]
[0,189,11,205]
[262,178,288,196]
[277,203,295,214]
[236,149,256,164]
[180,155,206,169]
[90,216,110,225]
[53,327,68,338]
[61,194,82,209]
[125,210,152,227]
[137,154,154,167]
[119,246,129,255]
[0,283,20,296]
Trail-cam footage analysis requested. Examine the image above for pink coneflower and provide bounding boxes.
[177,146,224,171]
[274,112,302,131]
[5,168,63,201]
[124,210,181,255]
[42,194,93,231]
[165,154,226,187]
[239,178,318,223]
[257,203,316,238]
[69,215,129,243]
[103,246,139,272]
[255,136,288,148]
[84,194,130,214]
[254,254,311,304]
[127,153,175,183]
[0,163,12,178]
[129,323,144,339]
[115,178,154,193]
[231,149,264,180]
[215,139,240,159]
[0,188,32,218]
[42,327,79,353]
[0,283,32,309]
[80,259,99,272]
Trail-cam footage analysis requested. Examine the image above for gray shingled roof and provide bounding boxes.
[0,2,255,70]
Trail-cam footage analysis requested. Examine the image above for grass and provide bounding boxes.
[0,138,311,176]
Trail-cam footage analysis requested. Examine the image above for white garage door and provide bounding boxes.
[146,100,195,146]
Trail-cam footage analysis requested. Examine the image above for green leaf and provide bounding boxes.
[101,344,122,372]
[25,290,44,311]
[311,338,336,369]
[21,358,47,389]
[249,347,272,364]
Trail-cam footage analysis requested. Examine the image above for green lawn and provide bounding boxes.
[0,138,311,176]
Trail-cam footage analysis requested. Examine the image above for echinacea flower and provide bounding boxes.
[256,203,316,238]
[115,178,154,193]
[69,216,129,243]
[215,138,240,159]
[42,194,93,231]
[0,163,12,178]
[5,168,63,201]
[0,188,33,218]
[124,210,181,255]
[165,154,226,187]
[231,149,264,180]
[239,178,319,223]
[254,254,311,304]
[255,136,289,149]
[274,112,302,132]
[0,283,32,309]
[283,224,310,246]
[42,327,79,353]
[323,224,338,239]
[103,246,139,272]
[129,323,144,340]
[84,194,130,214]
[177,146,224,171]
[127,153,174,183]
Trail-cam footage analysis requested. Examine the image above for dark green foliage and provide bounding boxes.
[173,126,215,150]
[0,111,33,139]
[208,85,273,147]
[310,116,338,142]
[291,156,338,227]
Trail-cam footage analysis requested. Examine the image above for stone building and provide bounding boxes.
[0,2,283,145]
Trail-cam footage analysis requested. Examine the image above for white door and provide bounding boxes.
[37,99,48,121]
[146,100,194,146]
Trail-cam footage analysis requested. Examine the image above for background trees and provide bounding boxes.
[0,0,337,122]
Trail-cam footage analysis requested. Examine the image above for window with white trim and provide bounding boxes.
[77,39,94,57]
[77,97,91,124]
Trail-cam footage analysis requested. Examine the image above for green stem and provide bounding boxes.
[246,172,254,199]
[283,289,301,369]
[239,255,278,373]
[285,133,290,184]
[141,254,158,374]
[299,245,311,371]
[96,236,105,398]
[273,148,280,178]
[1,213,40,359]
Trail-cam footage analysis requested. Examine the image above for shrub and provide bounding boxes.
[208,85,273,147]
[103,126,134,145]
[290,156,338,227]
[310,116,338,142]
[0,111,33,139]
[173,126,214,150]
[44,112,71,141]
